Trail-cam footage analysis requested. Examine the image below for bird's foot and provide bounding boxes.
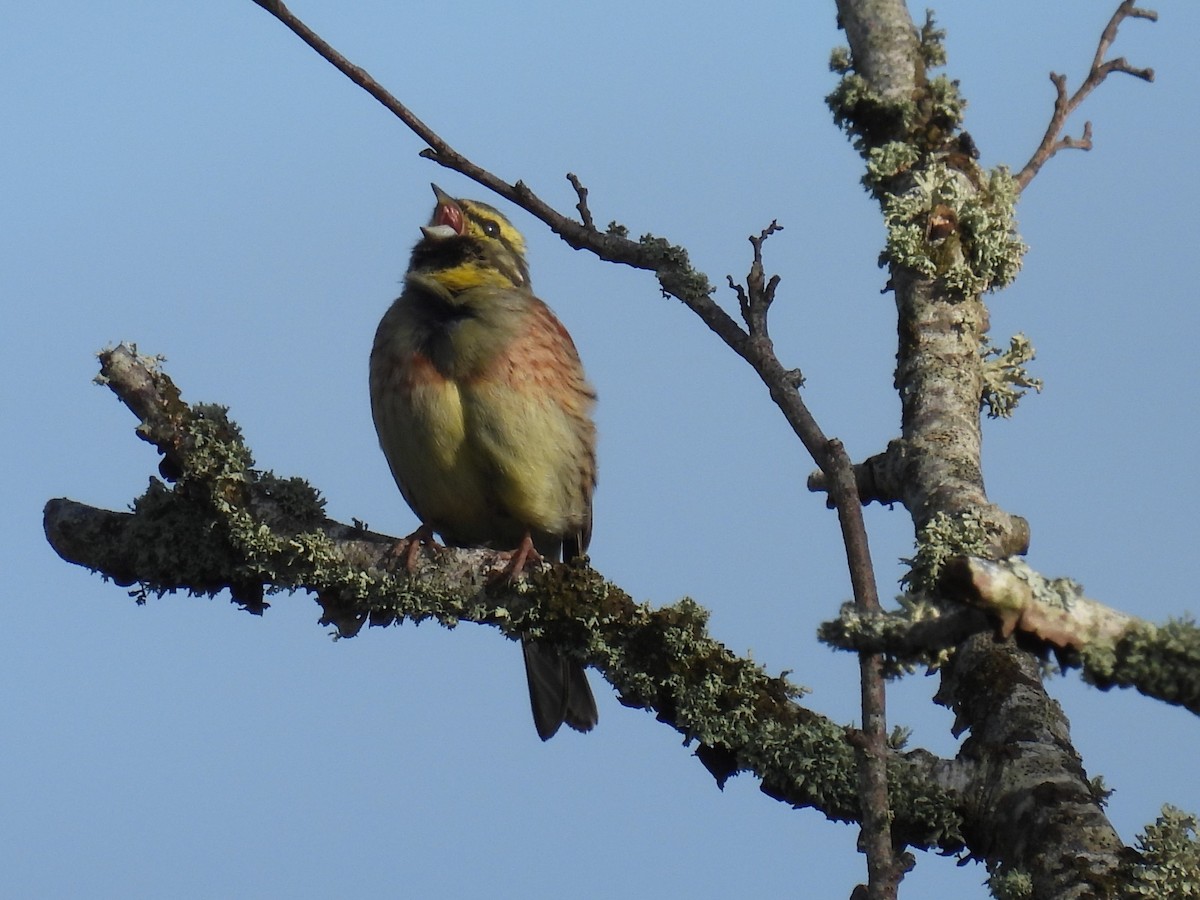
[385,524,443,573]
[488,532,543,585]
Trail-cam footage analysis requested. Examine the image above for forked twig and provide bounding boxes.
[1016,1,1156,191]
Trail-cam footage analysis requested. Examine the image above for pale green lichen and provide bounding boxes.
[904,509,995,592]
[826,71,918,157]
[1123,806,1200,897]
[918,12,948,69]
[827,15,1026,301]
[882,163,1025,297]
[1079,616,1200,714]
[981,333,1043,418]
[828,45,851,74]
[93,342,165,387]
[957,166,1025,291]
[88,357,975,852]
[923,74,966,134]
[865,141,922,187]
[638,233,714,300]
[827,12,960,166]
[969,558,1086,622]
[817,596,953,676]
[888,725,912,750]
[987,866,1034,899]
[1088,774,1113,809]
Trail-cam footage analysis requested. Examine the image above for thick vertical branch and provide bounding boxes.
[834,0,921,108]
[890,272,1013,543]
[833,0,1128,895]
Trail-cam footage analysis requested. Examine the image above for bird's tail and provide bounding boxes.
[522,639,598,741]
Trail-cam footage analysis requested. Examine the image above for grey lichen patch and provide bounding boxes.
[827,12,960,165]
[936,556,1200,712]
[958,166,1024,290]
[125,479,246,598]
[883,164,1025,298]
[827,70,917,157]
[93,343,166,386]
[987,866,1034,899]
[884,748,964,849]
[818,596,953,676]
[904,509,996,593]
[1123,806,1200,897]
[828,45,851,75]
[637,233,714,300]
[981,333,1043,418]
[888,725,912,750]
[918,12,948,69]
[178,404,255,491]
[1080,616,1200,714]
[520,569,901,834]
[1088,774,1114,808]
[514,565,956,838]
[918,75,966,143]
[118,396,386,614]
[827,11,1025,312]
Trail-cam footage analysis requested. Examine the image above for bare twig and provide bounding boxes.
[828,440,905,898]
[1016,1,1157,191]
[727,222,783,338]
[566,173,594,229]
[728,228,897,894]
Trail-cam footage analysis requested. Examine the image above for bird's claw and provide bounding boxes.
[385,524,443,573]
[487,533,543,585]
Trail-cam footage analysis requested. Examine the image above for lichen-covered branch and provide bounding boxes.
[42,345,962,851]
[939,634,1127,898]
[821,7,1030,560]
[825,0,1032,579]
[818,597,992,675]
[943,557,1200,716]
[820,556,1200,718]
[825,2,1132,895]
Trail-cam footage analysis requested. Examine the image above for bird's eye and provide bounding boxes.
[482,219,501,238]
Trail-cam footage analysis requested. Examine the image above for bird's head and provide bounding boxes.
[409,184,531,293]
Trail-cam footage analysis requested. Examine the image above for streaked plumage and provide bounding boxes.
[369,184,598,740]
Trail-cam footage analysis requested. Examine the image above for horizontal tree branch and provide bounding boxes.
[43,344,963,851]
[819,556,1200,721]
[944,557,1200,716]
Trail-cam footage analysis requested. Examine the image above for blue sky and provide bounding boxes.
[5,2,1198,897]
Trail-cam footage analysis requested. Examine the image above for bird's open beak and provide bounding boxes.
[422,183,464,239]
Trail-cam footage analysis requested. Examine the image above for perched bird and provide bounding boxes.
[369,184,599,741]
